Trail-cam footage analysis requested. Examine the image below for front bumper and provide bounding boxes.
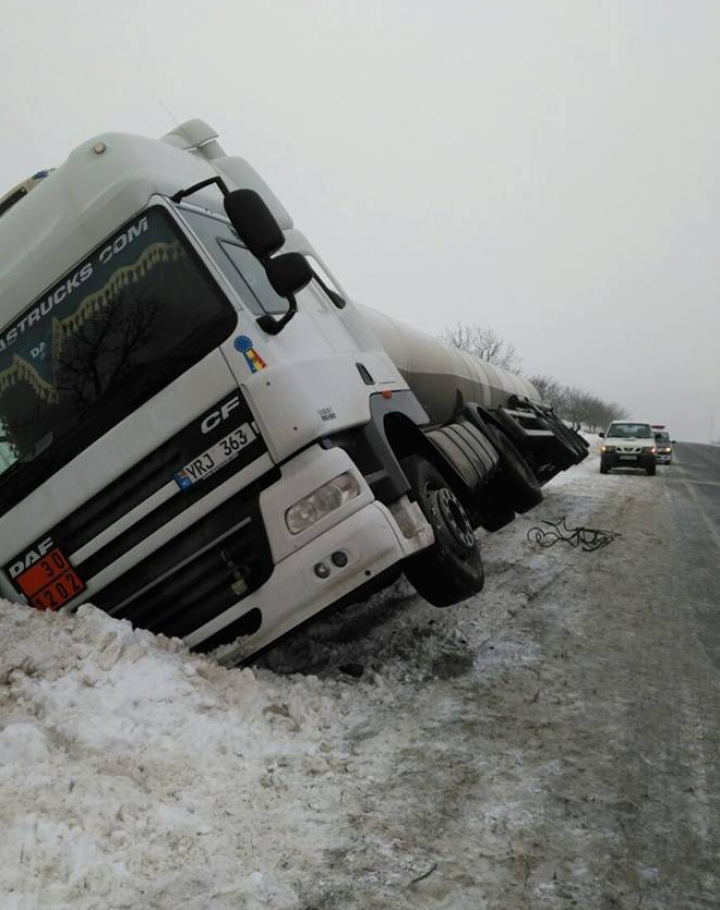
[601,451,656,469]
[185,499,427,659]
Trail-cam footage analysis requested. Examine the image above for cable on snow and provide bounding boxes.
[526,517,621,553]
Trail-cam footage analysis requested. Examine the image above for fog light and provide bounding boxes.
[331,550,348,568]
[314,562,331,579]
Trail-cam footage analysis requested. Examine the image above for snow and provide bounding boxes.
[0,445,609,909]
[0,604,376,909]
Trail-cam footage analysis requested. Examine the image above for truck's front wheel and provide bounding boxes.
[401,456,485,607]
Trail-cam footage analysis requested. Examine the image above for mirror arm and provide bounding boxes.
[256,294,298,335]
[170,176,230,203]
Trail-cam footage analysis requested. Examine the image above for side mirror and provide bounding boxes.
[265,253,312,298]
[256,253,313,336]
[598,432,605,438]
[672,440,677,444]
[224,189,284,260]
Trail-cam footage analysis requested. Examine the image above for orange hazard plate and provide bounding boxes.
[15,547,86,612]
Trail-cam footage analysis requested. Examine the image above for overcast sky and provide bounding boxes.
[2,0,719,441]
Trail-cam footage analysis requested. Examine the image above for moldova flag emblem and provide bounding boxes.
[234,335,267,374]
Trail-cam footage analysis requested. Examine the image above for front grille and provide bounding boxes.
[41,390,265,563]
[91,481,274,640]
[62,443,184,557]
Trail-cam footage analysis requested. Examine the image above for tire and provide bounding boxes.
[401,456,485,607]
[485,425,543,514]
[647,464,656,476]
[475,498,516,532]
[600,461,610,474]
[538,413,586,466]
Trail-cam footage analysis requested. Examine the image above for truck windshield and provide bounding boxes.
[0,206,236,504]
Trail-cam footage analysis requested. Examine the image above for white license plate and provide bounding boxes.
[174,423,256,489]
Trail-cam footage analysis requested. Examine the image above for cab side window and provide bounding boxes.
[180,208,287,316]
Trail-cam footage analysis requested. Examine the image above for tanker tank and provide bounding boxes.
[358,304,540,425]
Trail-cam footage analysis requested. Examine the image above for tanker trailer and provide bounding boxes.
[359,304,589,489]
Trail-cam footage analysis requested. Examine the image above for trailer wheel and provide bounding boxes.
[470,484,516,532]
[476,498,516,532]
[402,456,484,607]
[540,416,586,466]
[485,425,543,513]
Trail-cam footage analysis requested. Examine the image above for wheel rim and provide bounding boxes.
[432,488,476,554]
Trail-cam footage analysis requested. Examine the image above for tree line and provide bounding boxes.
[440,322,629,433]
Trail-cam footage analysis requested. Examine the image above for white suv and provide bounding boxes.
[599,421,657,476]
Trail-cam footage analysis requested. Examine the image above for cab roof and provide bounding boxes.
[0,121,292,330]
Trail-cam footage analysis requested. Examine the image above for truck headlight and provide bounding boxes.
[285,473,361,534]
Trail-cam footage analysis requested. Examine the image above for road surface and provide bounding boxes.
[264,440,720,909]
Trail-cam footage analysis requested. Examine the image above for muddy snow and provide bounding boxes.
[2,441,719,909]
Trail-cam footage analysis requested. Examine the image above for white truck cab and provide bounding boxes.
[0,120,588,660]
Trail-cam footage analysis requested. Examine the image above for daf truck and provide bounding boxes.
[0,120,588,660]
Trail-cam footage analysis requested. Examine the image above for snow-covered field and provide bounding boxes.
[5,437,693,910]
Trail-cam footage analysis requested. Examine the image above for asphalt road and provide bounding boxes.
[668,442,720,544]
[594,442,720,909]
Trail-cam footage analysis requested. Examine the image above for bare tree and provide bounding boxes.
[439,329,630,430]
[440,322,522,374]
[55,288,162,405]
[527,374,564,409]
[561,386,586,430]
[608,402,631,421]
[552,385,631,432]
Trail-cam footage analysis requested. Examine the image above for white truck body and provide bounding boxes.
[0,120,587,659]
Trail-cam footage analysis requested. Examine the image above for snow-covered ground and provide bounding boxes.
[5,437,689,910]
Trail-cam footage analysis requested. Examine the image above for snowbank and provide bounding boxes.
[0,601,387,909]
